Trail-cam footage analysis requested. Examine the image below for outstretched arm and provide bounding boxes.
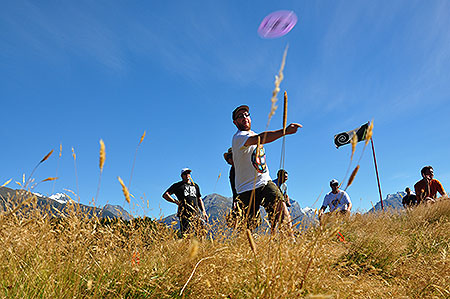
[244,123,302,146]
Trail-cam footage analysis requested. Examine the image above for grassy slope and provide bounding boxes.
[0,196,449,298]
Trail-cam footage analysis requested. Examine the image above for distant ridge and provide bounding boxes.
[160,193,317,230]
[368,192,405,212]
[0,186,133,220]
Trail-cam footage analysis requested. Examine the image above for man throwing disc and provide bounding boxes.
[231,105,302,230]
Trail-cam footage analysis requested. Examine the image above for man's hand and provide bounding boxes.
[162,192,179,206]
[202,211,209,222]
[285,123,302,135]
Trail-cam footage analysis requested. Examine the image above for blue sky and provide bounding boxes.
[1,0,449,219]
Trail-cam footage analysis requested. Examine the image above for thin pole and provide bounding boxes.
[370,137,383,211]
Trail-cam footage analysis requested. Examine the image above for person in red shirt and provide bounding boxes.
[414,166,447,204]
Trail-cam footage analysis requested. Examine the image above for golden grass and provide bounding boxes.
[347,165,360,188]
[71,147,80,202]
[41,177,58,182]
[52,143,63,194]
[40,150,54,164]
[118,176,131,204]
[95,140,106,204]
[365,120,374,146]
[25,149,54,189]
[1,179,12,188]
[0,195,448,298]
[267,45,288,128]
[283,91,288,135]
[99,139,106,171]
[128,130,147,194]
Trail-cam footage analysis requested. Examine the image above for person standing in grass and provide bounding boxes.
[402,187,417,208]
[223,148,237,205]
[272,169,294,237]
[231,105,302,230]
[414,166,447,204]
[319,179,352,223]
[162,168,208,235]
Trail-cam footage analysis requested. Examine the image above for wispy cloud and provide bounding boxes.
[125,3,276,87]
[1,0,127,71]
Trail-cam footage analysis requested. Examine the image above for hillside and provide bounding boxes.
[0,186,133,220]
[0,194,448,297]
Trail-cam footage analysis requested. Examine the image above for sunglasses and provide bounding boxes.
[235,112,250,120]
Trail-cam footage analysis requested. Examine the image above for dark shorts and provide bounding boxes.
[235,180,284,229]
[179,212,205,236]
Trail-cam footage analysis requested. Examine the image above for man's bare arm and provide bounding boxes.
[198,197,209,222]
[162,192,179,205]
[244,123,302,146]
[347,201,352,212]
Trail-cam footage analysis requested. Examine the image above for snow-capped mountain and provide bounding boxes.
[368,191,405,212]
[49,193,73,204]
[2,187,132,220]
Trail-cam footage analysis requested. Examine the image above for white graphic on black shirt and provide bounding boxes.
[184,185,197,197]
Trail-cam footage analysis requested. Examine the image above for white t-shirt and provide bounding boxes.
[232,130,271,193]
[322,190,351,212]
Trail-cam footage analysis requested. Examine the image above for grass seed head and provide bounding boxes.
[99,139,106,171]
[40,150,54,164]
[283,91,288,133]
[188,239,199,259]
[246,229,257,254]
[139,130,146,145]
[351,133,358,160]
[365,120,374,145]
[42,177,58,182]
[347,165,360,188]
[87,280,93,290]
[118,176,131,204]
[1,178,12,187]
[268,45,288,124]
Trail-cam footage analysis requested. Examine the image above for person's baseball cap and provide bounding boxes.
[223,147,232,161]
[232,105,249,120]
[181,168,192,175]
[330,179,339,186]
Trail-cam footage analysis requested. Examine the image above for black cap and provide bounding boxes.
[232,105,249,120]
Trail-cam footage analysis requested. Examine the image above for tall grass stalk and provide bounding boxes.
[52,143,62,194]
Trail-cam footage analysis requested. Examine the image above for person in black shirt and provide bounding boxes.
[163,168,208,235]
[223,148,237,204]
[402,187,417,208]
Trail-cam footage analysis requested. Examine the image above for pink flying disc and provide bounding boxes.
[258,10,298,39]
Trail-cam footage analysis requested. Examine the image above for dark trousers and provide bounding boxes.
[235,181,283,230]
[179,214,204,236]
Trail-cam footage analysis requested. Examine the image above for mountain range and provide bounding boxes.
[1,185,408,225]
[0,187,133,220]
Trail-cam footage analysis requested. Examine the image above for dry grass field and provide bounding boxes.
[0,193,449,298]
